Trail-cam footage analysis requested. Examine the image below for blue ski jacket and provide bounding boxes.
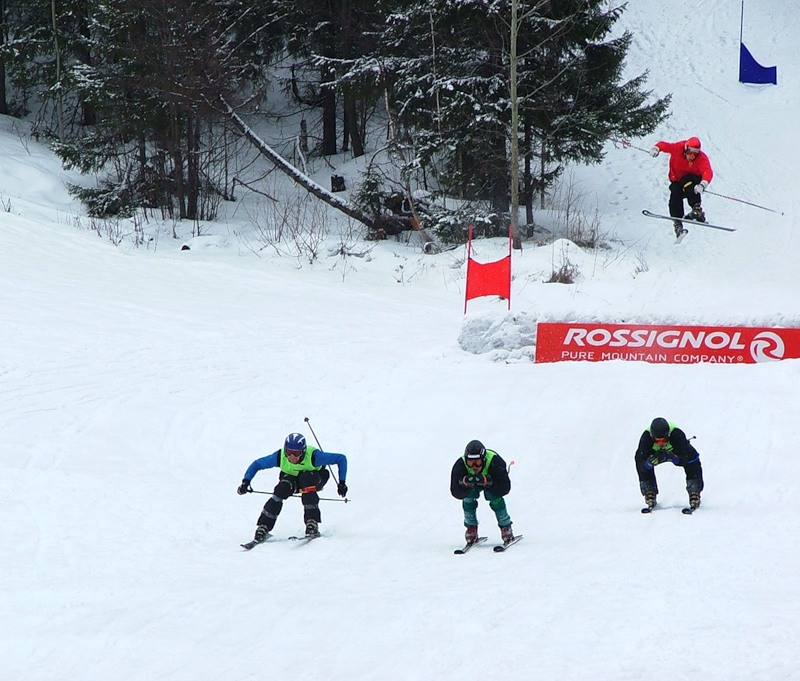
[243,448,347,483]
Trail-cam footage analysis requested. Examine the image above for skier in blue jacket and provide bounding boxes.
[238,432,348,542]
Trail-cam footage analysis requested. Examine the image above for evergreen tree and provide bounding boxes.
[271,0,388,158]
[343,0,669,219]
[56,0,283,220]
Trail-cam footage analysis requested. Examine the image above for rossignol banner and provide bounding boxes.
[535,322,800,364]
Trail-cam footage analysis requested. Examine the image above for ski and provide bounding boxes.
[241,534,271,550]
[675,229,689,244]
[288,534,321,543]
[454,537,488,555]
[493,535,523,553]
[642,209,736,232]
[641,505,697,514]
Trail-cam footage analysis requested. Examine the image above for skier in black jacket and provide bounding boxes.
[635,417,704,511]
[450,440,514,544]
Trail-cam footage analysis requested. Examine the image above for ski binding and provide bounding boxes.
[454,537,488,554]
[493,535,523,552]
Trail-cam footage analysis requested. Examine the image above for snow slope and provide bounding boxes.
[2,1,799,680]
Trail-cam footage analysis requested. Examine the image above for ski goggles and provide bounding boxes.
[653,437,669,446]
[685,146,700,155]
[466,458,484,469]
[285,449,304,461]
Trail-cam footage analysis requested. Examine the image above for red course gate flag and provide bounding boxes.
[464,225,512,313]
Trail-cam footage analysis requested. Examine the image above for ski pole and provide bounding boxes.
[303,416,339,485]
[249,489,349,503]
[303,417,350,503]
[610,137,651,154]
[704,190,784,215]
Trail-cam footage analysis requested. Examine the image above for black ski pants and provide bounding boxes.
[635,449,704,496]
[669,174,703,218]
[257,468,330,529]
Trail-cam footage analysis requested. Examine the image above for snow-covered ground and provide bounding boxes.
[2,1,799,680]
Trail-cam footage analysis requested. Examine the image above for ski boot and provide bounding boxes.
[500,524,515,544]
[254,525,269,543]
[465,525,479,544]
[644,493,657,510]
[685,205,705,222]
[305,519,320,537]
[688,492,701,511]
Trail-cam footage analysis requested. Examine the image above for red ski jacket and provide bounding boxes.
[655,140,714,184]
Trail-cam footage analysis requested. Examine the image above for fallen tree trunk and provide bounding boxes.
[220,97,437,245]
[221,97,380,230]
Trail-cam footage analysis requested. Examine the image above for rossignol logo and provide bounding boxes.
[564,327,747,351]
[750,331,785,362]
[534,322,800,365]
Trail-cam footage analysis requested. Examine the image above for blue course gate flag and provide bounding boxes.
[739,42,777,85]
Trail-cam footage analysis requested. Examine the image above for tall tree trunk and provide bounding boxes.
[0,0,8,115]
[509,0,521,249]
[321,65,337,155]
[489,125,509,214]
[74,6,96,126]
[51,0,64,141]
[343,87,364,157]
[524,116,533,225]
[170,107,186,220]
[185,111,199,221]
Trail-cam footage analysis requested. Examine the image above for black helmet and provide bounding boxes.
[650,418,669,439]
[464,440,486,460]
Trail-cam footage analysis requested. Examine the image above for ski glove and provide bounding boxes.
[237,479,252,495]
[644,454,662,470]
[649,146,660,157]
[459,476,475,488]
[337,481,348,497]
[695,180,708,194]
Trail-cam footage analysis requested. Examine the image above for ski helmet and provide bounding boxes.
[284,432,306,452]
[685,136,701,152]
[464,440,486,460]
[650,418,670,439]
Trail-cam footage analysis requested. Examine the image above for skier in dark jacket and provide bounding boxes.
[450,440,514,544]
[238,432,348,542]
[650,136,713,238]
[635,417,704,511]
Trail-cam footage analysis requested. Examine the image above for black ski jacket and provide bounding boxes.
[450,450,511,499]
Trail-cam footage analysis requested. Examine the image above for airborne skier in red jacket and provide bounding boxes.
[650,136,713,238]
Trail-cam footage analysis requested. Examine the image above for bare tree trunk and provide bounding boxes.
[343,87,364,157]
[170,107,186,220]
[509,0,522,249]
[0,0,8,115]
[321,65,337,156]
[51,0,64,141]
[186,111,199,220]
[524,116,533,225]
[221,97,379,231]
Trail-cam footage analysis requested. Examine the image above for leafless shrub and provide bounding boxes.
[74,215,128,246]
[549,172,609,249]
[249,190,330,264]
[547,259,579,284]
[633,250,649,277]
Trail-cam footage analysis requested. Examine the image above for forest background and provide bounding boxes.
[0,0,668,246]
